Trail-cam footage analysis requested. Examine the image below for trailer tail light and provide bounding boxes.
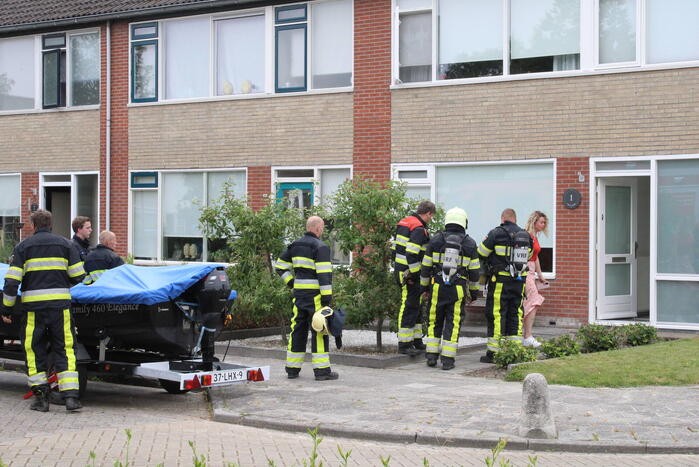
[247,368,265,381]
[200,374,212,387]
[184,375,201,390]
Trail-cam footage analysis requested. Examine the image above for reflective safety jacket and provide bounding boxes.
[420,226,481,290]
[83,244,125,284]
[477,221,532,281]
[274,231,333,307]
[392,214,430,280]
[3,228,86,311]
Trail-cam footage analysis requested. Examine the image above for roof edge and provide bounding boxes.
[0,0,278,35]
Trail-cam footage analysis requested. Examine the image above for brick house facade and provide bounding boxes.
[2,0,699,330]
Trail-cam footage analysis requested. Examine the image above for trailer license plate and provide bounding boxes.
[212,369,245,384]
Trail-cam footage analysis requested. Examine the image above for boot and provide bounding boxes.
[413,338,426,351]
[426,354,438,367]
[49,390,65,406]
[398,343,419,356]
[65,396,82,411]
[315,371,339,381]
[30,384,50,412]
[441,357,455,371]
[479,351,495,364]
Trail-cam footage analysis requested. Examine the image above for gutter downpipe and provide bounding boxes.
[106,20,111,231]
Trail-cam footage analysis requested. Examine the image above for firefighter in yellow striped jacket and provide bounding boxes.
[1,210,85,412]
[274,216,338,381]
[391,201,435,355]
[419,208,480,370]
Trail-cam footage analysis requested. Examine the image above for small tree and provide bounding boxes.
[330,176,428,351]
[199,187,306,343]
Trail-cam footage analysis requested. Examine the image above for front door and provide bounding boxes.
[597,178,637,319]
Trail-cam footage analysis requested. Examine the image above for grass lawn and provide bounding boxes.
[506,337,699,387]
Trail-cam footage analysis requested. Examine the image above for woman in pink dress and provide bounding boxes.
[523,211,549,348]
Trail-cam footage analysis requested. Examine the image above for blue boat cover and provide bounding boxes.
[0,263,236,305]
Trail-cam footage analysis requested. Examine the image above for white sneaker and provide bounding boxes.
[523,337,542,348]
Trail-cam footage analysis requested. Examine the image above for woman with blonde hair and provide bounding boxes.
[523,211,549,347]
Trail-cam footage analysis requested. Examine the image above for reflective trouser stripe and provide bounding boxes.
[441,341,458,357]
[286,351,304,369]
[426,283,439,351]
[398,328,413,343]
[397,284,411,343]
[58,371,80,392]
[488,282,504,352]
[28,371,48,387]
[63,309,76,373]
[24,311,38,380]
[312,352,330,369]
[424,336,440,355]
[412,322,423,340]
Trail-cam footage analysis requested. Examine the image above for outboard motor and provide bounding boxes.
[196,267,232,365]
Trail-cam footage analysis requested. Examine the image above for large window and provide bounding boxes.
[394,161,556,273]
[0,37,35,111]
[131,1,353,102]
[0,175,21,252]
[131,170,246,262]
[394,0,699,85]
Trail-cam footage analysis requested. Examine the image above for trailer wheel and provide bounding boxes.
[159,379,190,394]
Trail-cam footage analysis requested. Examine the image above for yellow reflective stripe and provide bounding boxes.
[316,262,332,273]
[394,255,408,265]
[422,255,433,267]
[67,262,85,278]
[294,284,320,290]
[25,257,68,265]
[494,245,508,256]
[5,266,23,281]
[281,271,293,284]
[469,258,481,269]
[63,309,76,372]
[22,293,72,303]
[25,312,37,376]
[405,242,420,254]
[477,243,492,256]
[3,294,16,306]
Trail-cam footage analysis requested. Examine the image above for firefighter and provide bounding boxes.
[274,216,338,381]
[83,231,124,284]
[1,210,85,411]
[71,216,92,262]
[392,200,436,355]
[419,207,480,370]
[477,208,532,363]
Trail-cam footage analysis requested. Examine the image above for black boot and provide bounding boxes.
[426,354,438,367]
[49,390,65,406]
[30,384,50,412]
[315,371,339,381]
[479,351,495,364]
[413,339,426,351]
[65,396,82,411]
[441,357,455,371]
[398,343,419,356]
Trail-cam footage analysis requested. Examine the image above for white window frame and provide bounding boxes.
[392,159,557,279]
[0,172,22,244]
[128,168,247,265]
[128,0,354,106]
[38,171,100,241]
[271,164,353,207]
[392,0,699,88]
[0,28,101,116]
[590,153,699,331]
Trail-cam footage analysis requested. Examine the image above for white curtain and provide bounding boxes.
[0,175,20,217]
[646,0,699,64]
[162,172,204,237]
[319,168,350,206]
[0,36,35,110]
[312,0,352,88]
[435,163,555,248]
[165,17,210,99]
[511,0,580,60]
[599,0,636,64]
[439,0,502,65]
[132,190,158,259]
[216,15,265,95]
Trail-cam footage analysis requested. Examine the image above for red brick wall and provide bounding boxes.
[247,166,271,211]
[539,157,590,323]
[353,0,391,181]
[20,172,39,240]
[100,22,130,257]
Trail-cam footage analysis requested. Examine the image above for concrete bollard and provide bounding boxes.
[519,373,557,439]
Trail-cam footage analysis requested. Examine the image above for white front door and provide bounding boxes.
[597,178,638,319]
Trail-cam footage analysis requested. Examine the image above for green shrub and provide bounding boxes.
[540,334,581,358]
[576,324,621,353]
[493,338,538,368]
[619,323,658,347]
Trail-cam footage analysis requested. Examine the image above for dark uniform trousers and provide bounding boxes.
[286,294,330,377]
[23,308,79,394]
[425,282,465,361]
[397,278,423,344]
[484,277,524,352]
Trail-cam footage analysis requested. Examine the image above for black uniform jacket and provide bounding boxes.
[420,225,481,291]
[274,232,333,307]
[3,228,86,312]
[84,244,125,284]
[72,235,91,262]
[477,221,532,281]
[392,214,430,279]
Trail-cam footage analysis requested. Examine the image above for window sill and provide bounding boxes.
[390,61,699,90]
[0,105,100,117]
[133,259,231,267]
[127,86,353,108]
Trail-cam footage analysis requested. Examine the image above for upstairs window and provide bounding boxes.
[0,37,35,111]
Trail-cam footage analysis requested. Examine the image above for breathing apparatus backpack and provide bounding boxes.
[441,232,465,285]
[505,229,531,278]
